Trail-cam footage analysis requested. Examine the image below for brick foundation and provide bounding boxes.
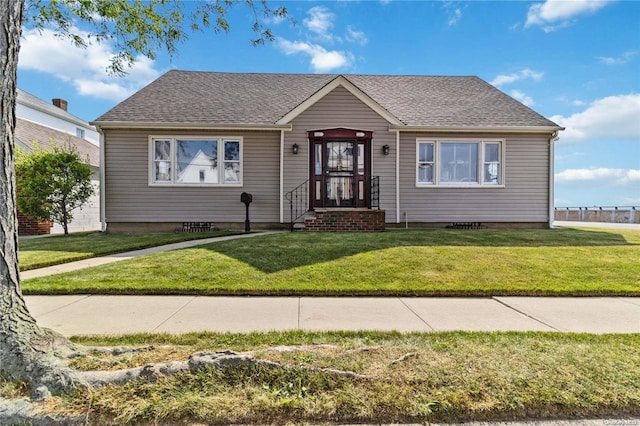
[18,211,52,236]
[304,209,385,232]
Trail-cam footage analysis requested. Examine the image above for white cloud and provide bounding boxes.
[555,168,640,185]
[490,68,544,87]
[550,94,640,143]
[441,2,463,26]
[449,8,462,26]
[598,50,637,65]
[304,6,336,41]
[19,27,161,102]
[277,39,352,73]
[346,26,368,46]
[526,0,612,32]
[510,90,535,107]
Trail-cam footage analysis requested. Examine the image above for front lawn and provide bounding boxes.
[18,230,241,271]
[21,227,640,296]
[3,331,638,424]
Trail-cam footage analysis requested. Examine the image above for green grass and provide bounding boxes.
[18,230,242,271]
[4,331,637,424]
[21,227,640,296]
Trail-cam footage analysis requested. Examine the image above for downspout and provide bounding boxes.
[395,130,400,223]
[279,129,284,224]
[97,126,106,232]
[548,131,558,228]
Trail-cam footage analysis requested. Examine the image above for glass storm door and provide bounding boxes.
[309,129,371,209]
[324,140,355,207]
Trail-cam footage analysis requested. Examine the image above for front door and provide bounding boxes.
[309,129,372,209]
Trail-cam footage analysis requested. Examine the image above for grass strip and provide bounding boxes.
[18,230,242,271]
[3,331,636,424]
[21,228,640,296]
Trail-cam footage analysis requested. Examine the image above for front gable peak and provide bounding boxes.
[276,75,403,126]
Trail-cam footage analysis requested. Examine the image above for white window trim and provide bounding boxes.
[148,135,243,187]
[415,138,505,188]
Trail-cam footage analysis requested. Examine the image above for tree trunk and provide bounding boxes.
[0,0,85,400]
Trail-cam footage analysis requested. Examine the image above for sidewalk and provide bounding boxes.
[24,295,640,336]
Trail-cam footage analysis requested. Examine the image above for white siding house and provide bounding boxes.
[15,89,101,235]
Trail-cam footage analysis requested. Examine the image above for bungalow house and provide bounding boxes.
[92,71,563,232]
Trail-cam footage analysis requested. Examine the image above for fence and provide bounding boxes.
[554,206,639,224]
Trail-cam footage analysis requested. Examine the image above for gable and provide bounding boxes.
[276,76,402,126]
[290,85,393,130]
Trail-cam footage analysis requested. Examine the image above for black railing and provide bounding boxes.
[285,179,309,231]
[369,176,380,210]
[285,176,381,231]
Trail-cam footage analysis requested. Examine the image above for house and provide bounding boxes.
[92,71,563,232]
[16,89,101,235]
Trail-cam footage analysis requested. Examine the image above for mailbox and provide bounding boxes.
[240,192,253,232]
[241,192,253,205]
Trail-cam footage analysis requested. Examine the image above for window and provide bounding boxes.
[416,139,503,186]
[150,137,242,185]
[417,142,435,184]
[76,128,85,138]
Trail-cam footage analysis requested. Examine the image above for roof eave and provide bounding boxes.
[388,125,565,134]
[91,121,293,131]
[18,98,96,131]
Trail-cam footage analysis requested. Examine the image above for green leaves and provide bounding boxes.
[16,144,94,235]
[23,0,291,75]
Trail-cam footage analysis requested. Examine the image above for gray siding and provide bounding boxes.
[104,129,280,223]
[283,86,397,222]
[398,133,551,223]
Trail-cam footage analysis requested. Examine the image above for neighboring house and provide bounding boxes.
[16,89,101,235]
[92,71,563,233]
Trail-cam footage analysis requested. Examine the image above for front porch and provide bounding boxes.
[286,175,384,232]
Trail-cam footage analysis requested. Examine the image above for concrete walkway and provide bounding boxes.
[23,295,640,336]
[20,225,640,336]
[21,231,284,280]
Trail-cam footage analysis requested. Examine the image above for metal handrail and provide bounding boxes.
[284,179,309,231]
[369,176,380,209]
[555,206,637,210]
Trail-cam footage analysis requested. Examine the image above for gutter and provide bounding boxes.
[395,130,400,224]
[549,131,559,228]
[388,125,564,134]
[279,130,284,224]
[90,121,293,132]
[95,125,107,232]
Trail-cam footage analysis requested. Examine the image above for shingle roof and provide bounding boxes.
[95,70,559,129]
[15,118,100,167]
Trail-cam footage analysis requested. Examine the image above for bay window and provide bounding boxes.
[416,139,503,186]
[150,137,242,185]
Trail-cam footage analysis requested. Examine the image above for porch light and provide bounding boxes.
[382,144,390,155]
[292,143,299,154]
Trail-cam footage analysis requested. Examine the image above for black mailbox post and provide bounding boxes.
[240,192,253,232]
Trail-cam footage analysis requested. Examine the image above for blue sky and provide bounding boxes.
[17,0,640,207]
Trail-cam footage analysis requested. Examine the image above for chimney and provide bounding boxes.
[52,98,68,111]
